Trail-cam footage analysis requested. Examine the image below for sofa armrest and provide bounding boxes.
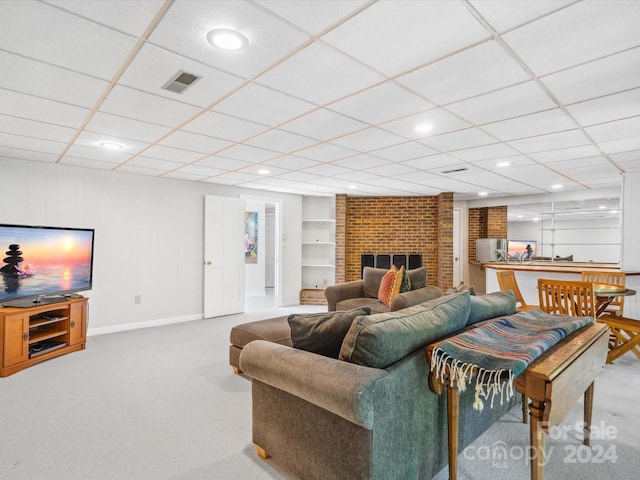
[240,340,387,429]
[324,280,365,311]
[389,285,443,311]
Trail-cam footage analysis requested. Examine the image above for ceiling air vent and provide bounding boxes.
[441,167,468,174]
[162,70,200,94]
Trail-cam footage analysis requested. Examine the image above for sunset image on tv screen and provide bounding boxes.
[1,226,94,301]
[508,241,536,260]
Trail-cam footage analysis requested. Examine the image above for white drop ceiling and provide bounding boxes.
[0,0,639,200]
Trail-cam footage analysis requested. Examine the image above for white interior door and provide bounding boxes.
[203,195,245,318]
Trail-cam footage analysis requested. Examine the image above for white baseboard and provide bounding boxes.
[87,313,202,336]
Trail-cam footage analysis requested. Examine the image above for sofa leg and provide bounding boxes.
[233,366,242,374]
[255,445,270,459]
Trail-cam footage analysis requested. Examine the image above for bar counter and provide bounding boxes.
[480,261,638,275]
[477,262,640,319]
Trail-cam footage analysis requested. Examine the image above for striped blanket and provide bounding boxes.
[430,309,594,411]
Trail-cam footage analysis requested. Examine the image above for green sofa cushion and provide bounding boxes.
[339,292,470,368]
[399,267,411,292]
[467,290,517,326]
[288,307,372,358]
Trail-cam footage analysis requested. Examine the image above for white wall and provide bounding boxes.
[0,159,303,334]
[622,172,640,270]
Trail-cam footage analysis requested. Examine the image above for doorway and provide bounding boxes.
[242,196,280,312]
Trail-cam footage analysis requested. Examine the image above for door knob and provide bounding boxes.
[205,261,212,265]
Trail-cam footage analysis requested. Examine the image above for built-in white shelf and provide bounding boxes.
[301,197,335,290]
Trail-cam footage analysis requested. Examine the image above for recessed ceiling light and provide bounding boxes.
[206,28,248,51]
[349,185,358,190]
[517,215,523,218]
[496,161,511,167]
[478,191,488,197]
[598,205,606,209]
[533,217,540,222]
[258,169,270,175]
[99,142,123,150]
[551,184,563,189]
[414,123,433,133]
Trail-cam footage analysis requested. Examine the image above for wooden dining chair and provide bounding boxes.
[537,278,597,318]
[496,270,539,311]
[580,270,626,316]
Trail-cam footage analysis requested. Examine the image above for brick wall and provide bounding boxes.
[335,194,346,284]
[468,206,508,261]
[437,192,454,287]
[335,193,453,289]
[487,206,507,238]
[300,288,327,305]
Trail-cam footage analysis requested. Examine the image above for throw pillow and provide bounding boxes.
[399,267,411,293]
[378,266,403,307]
[287,307,372,358]
[446,281,476,296]
[339,292,471,368]
[467,290,516,326]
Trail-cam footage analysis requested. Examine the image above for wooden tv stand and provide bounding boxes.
[0,297,88,377]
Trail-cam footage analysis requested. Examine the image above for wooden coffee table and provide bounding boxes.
[427,321,609,480]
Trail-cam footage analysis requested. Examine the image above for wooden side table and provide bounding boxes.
[427,322,609,480]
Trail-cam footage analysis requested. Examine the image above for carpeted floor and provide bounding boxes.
[432,349,640,480]
[1,304,638,480]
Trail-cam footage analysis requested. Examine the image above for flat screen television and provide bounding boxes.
[0,224,94,308]
[507,240,537,260]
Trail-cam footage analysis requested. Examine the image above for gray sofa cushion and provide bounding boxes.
[467,290,517,326]
[230,315,292,347]
[362,267,388,298]
[407,266,427,289]
[335,297,390,314]
[288,307,372,358]
[339,291,470,368]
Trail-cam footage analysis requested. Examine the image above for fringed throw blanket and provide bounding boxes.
[431,309,594,411]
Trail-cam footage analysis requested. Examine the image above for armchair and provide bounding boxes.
[324,266,442,314]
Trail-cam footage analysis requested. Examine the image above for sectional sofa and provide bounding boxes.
[237,290,519,480]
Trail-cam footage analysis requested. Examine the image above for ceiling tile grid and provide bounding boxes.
[0,0,637,200]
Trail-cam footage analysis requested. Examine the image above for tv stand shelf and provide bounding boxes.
[0,297,87,377]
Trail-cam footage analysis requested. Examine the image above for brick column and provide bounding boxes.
[437,192,454,288]
[335,194,346,284]
[468,206,508,262]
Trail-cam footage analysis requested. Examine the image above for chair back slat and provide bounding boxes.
[496,270,526,307]
[537,279,597,318]
[581,270,625,315]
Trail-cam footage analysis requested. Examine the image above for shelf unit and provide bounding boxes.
[301,196,335,291]
[538,204,621,263]
[0,297,88,377]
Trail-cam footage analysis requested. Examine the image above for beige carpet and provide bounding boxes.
[0,305,638,480]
